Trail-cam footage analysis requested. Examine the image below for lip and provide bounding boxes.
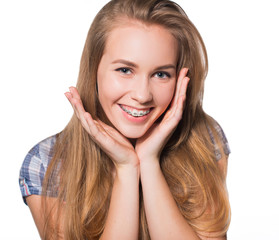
[119,104,151,112]
[118,104,152,123]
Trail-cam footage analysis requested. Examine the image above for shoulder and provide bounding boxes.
[205,117,231,161]
[19,135,57,204]
[204,117,230,178]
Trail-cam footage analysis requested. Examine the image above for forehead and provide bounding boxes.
[103,21,178,66]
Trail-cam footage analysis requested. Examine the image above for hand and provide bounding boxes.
[135,68,190,162]
[65,87,139,169]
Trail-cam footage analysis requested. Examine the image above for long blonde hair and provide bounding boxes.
[43,0,230,239]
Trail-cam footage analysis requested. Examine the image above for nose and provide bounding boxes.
[131,76,153,104]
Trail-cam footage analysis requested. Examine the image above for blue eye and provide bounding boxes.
[116,68,132,74]
[155,71,170,79]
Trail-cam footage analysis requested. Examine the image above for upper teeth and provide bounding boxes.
[121,106,150,117]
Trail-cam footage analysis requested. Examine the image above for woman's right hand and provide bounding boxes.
[65,87,139,170]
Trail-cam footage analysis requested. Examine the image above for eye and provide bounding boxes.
[154,71,171,79]
[116,67,132,75]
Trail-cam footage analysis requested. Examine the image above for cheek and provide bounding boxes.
[97,74,126,106]
[154,83,176,108]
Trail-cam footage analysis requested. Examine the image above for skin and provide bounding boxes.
[97,23,178,140]
[67,22,189,169]
[26,20,227,240]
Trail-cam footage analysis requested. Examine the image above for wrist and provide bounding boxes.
[115,163,140,180]
[139,158,160,171]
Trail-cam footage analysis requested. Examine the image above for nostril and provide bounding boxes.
[132,91,153,104]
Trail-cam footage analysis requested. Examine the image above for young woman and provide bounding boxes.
[19,0,231,239]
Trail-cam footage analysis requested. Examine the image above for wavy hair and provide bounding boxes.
[42,0,230,239]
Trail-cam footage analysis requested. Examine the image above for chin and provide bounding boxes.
[118,126,148,139]
[121,131,146,139]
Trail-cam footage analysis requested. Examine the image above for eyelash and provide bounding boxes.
[115,67,171,79]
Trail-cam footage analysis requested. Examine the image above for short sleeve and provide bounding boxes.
[207,119,231,161]
[19,135,57,204]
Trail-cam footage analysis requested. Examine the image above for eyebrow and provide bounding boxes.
[111,59,176,70]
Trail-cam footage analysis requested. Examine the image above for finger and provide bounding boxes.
[163,76,189,125]
[84,113,115,149]
[174,94,186,122]
[68,87,85,117]
[172,76,189,115]
[165,95,186,133]
[64,91,73,104]
[65,91,77,111]
[65,87,81,108]
[177,69,189,98]
[180,76,190,102]
[66,89,114,147]
[65,89,92,133]
[69,86,81,100]
[171,68,188,108]
[65,87,86,120]
[84,112,101,138]
[173,74,189,110]
[97,120,123,140]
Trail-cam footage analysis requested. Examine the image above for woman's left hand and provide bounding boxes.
[135,68,190,162]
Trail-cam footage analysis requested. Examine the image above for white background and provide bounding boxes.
[1,0,278,239]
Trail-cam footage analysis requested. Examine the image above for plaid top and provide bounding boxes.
[19,121,230,204]
[19,135,56,204]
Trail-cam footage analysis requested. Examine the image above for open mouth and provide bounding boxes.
[119,104,152,117]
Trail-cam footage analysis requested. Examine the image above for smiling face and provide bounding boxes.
[97,21,178,139]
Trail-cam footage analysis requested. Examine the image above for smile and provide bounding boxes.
[120,105,151,117]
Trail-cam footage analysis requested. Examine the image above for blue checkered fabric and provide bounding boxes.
[19,135,57,204]
[19,120,230,204]
[207,120,231,161]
